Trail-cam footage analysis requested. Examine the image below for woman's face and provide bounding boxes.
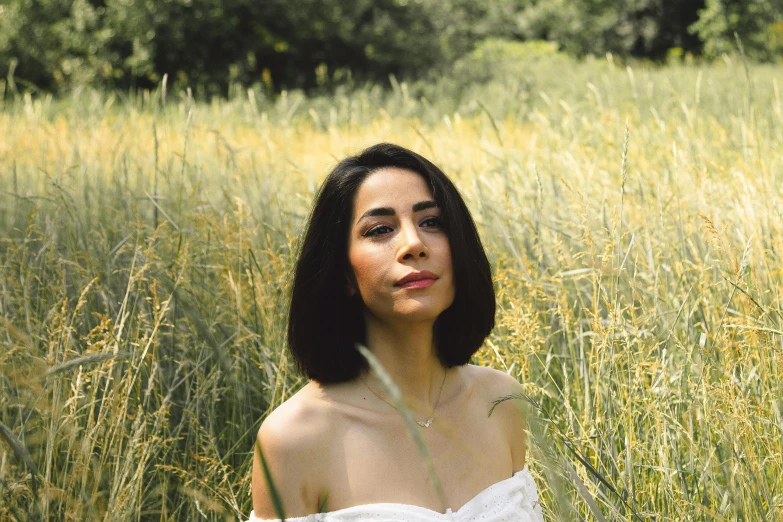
[348,167,455,324]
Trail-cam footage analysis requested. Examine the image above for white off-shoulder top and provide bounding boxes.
[247,466,543,521]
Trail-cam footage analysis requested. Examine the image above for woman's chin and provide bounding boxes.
[389,304,448,322]
[363,295,453,324]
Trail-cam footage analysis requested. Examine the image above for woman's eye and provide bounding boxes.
[420,217,442,229]
[364,225,393,237]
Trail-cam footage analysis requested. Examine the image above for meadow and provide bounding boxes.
[1,55,782,521]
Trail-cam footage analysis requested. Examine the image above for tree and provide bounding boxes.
[690,0,783,60]
[0,0,119,91]
[511,0,704,59]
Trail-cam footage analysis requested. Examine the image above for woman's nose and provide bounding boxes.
[398,225,428,260]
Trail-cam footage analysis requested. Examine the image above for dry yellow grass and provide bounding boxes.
[1,59,782,520]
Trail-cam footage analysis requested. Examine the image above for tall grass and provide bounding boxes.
[1,57,782,520]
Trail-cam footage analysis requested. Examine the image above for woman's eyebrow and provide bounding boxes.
[412,200,437,212]
[358,207,395,221]
[357,200,438,223]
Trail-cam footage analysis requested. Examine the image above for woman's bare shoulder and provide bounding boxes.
[464,364,526,420]
[465,364,528,469]
[253,383,338,516]
[257,383,338,457]
[465,364,525,397]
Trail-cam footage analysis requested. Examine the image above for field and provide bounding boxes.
[1,56,782,520]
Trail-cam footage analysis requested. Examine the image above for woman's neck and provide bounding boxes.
[361,314,446,408]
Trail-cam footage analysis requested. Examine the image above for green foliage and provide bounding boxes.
[144,0,447,93]
[690,0,783,60]
[452,39,571,84]
[0,0,454,94]
[0,0,116,90]
[0,0,780,94]
[511,0,704,59]
[465,38,568,64]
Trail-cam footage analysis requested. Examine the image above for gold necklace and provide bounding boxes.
[359,369,447,428]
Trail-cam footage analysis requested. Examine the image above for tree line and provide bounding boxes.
[1,0,781,96]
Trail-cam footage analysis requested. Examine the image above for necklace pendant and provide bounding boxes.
[417,417,433,428]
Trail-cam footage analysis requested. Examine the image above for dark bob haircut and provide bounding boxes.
[287,143,495,384]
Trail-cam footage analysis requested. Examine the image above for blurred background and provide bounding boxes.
[1,0,782,96]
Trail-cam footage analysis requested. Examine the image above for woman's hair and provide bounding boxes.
[287,143,495,384]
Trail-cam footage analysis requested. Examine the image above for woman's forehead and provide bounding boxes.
[354,167,433,208]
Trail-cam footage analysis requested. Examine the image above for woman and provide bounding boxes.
[250,143,543,521]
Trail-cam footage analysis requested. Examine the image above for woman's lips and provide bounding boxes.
[395,270,438,289]
[397,278,436,289]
